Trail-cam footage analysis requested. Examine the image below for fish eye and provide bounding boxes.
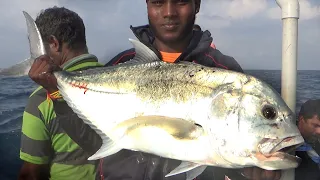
[262,105,277,120]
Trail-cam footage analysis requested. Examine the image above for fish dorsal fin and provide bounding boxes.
[123,38,160,65]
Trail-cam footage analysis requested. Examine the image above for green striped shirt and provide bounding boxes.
[20,54,103,180]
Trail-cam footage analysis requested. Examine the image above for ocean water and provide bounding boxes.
[0,70,319,180]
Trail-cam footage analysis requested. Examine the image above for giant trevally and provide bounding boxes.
[54,39,304,178]
[23,10,304,180]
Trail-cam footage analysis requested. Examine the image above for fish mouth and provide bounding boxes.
[269,136,304,154]
[255,135,304,170]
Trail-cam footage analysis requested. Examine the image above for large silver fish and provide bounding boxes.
[23,10,304,179]
[53,39,304,178]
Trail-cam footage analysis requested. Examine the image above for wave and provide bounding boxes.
[0,108,23,134]
[0,91,32,101]
[0,111,22,126]
[0,126,21,134]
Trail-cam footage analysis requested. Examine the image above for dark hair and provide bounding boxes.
[35,6,87,51]
[298,99,320,120]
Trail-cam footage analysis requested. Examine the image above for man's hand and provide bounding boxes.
[28,55,62,93]
[18,162,50,180]
[241,167,281,180]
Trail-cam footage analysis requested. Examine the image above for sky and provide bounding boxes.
[0,0,319,70]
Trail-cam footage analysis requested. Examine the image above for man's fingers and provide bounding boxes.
[28,57,43,76]
[273,171,281,180]
[30,61,50,80]
[29,56,49,73]
[43,63,59,86]
[31,56,55,76]
[49,63,62,72]
[252,167,262,180]
[263,170,275,180]
[34,55,54,72]
[240,168,281,180]
[35,55,51,62]
[241,168,253,179]
[27,55,60,92]
[28,56,57,88]
[37,60,51,74]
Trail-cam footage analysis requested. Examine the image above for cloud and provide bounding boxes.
[197,0,268,28]
[0,0,61,30]
[0,0,319,70]
[223,0,268,19]
[197,0,319,30]
[196,0,320,70]
[198,0,267,19]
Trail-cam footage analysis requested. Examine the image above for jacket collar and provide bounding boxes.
[129,24,213,62]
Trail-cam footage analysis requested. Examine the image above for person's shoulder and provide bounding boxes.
[205,47,244,73]
[104,48,136,66]
[295,150,320,179]
[24,86,52,122]
[27,87,47,106]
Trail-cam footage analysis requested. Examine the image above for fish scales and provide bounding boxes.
[53,39,305,178]
[63,61,249,103]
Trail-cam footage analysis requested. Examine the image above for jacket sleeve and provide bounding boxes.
[52,100,102,156]
[204,48,244,73]
[104,48,136,66]
[219,54,244,73]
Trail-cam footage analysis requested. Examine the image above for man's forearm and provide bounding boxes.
[53,100,102,155]
[213,167,247,180]
[18,171,49,180]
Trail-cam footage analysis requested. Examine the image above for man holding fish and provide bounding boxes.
[25,0,301,180]
[19,7,103,180]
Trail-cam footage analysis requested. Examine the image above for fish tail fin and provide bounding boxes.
[22,11,46,60]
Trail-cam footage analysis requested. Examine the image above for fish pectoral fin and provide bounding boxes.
[186,165,207,180]
[88,134,122,160]
[114,115,205,140]
[165,161,206,179]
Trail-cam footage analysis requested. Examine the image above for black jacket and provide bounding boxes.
[295,140,320,180]
[105,25,243,73]
[54,25,245,180]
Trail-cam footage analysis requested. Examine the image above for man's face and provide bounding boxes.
[298,115,320,142]
[147,0,199,44]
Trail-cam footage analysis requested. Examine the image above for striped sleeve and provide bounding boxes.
[20,94,52,165]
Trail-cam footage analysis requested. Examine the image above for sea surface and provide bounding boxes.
[0,70,319,180]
